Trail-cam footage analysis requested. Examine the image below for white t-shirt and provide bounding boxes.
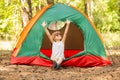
[51,41,65,60]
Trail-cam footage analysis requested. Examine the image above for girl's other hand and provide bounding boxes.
[66,19,71,25]
[42,21,47,27]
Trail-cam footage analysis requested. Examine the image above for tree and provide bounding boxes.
[47,0,54,4]
[84,0,94,21]
[20,0,32,27]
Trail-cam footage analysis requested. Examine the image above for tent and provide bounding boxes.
[11,4,111,67]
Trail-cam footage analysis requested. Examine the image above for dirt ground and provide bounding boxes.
[0,50,120,80]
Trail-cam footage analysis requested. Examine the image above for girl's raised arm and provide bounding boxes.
[42,21,53,43]
[62,19,71,44]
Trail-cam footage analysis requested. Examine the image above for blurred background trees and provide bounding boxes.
[0,0,120,48]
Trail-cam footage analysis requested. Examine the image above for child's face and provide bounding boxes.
[54,33,62,41]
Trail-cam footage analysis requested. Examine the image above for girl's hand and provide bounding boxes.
[42,21,47,27]
[66,19,71,25]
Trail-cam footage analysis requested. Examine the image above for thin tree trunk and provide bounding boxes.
[84,0,94,21]
[84,0,88,15]
[46,0,54,5]
[20,0,32,27]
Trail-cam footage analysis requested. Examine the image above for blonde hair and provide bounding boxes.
[52,31,62,41]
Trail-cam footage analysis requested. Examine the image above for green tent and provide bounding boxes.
[11,4,111,67]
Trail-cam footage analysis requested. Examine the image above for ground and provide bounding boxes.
[0,50,120,80]
[0,41,120,80]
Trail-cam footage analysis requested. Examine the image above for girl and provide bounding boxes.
[42,19,70,69]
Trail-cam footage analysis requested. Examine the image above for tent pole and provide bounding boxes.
[105,44,114,65]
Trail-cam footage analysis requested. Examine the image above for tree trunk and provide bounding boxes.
[47,0,54,4]
[84,0,94,21]
[84,0,88,15]
[20,0,32,27]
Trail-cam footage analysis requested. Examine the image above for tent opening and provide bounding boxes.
[40,22,84,58]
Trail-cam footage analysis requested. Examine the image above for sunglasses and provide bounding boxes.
[55,33,61,36]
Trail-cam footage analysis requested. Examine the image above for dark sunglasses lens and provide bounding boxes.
[56,33,61,36]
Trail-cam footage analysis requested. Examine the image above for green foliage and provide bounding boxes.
[102,32,120,48]
[31,0,43,16]
[93,0,120,33]
[0,0,22,40]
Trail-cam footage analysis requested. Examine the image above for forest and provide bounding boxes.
[0,0,120,48]
[0,0,120,80]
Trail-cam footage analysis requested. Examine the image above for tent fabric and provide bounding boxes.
[11,4,111,67]
[11,55,111,67]
[40,49,83,58]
